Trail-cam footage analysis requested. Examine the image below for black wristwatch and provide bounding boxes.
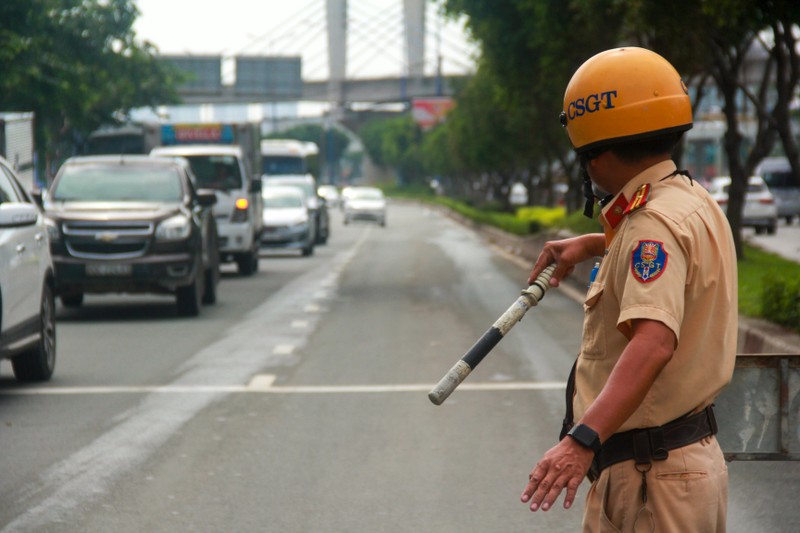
[567,424,602,455]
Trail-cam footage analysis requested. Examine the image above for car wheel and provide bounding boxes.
[12,283,56,382]
[202,265,217,305]
[237,244,258,276]
[302,243,314,256]
[767,223,777,235]
[61,293,83,308]
[176,278,201,317]
[755,226,765,235]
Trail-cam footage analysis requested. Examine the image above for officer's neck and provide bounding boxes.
[590,152,671,196]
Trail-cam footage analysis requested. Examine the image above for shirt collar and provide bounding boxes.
[600,160,677,230]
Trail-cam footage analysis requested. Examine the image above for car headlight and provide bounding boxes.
[44,217,61,243]
[156,214,191,241]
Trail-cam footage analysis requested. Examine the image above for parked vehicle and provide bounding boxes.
[263,174,329,244]
[708,175,778,234]
[260,184,314,256]
[151,145,262,275]
[342,186,387,226]
[0,155,56,381]
[756,157,800,224]
[41,155,219,317]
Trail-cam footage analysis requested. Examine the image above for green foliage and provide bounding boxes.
[739,245,800,331]
[0,0,181,167]
[761,276,800,333]
[359,116,425,185]
[516,206,566,228]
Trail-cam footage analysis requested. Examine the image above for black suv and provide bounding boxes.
[41,156,220,317]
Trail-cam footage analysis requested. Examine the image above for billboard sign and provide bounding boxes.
[412,97,455,129]
[161,124,235,145]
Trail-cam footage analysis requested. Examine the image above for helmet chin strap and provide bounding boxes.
[579,151,612,218]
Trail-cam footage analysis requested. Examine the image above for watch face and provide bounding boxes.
[570,424,600,453]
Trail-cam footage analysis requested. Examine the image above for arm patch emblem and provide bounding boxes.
[631,240,668,283]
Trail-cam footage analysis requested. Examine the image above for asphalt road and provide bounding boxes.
[0,203,797,532]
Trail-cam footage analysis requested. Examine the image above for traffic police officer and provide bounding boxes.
[521,47,737,532]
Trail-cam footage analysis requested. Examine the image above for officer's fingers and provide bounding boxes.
[538,463,575,511]
[562,475,583,510]
[520,463,548,503]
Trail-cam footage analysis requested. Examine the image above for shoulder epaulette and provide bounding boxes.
[623,183,651,215]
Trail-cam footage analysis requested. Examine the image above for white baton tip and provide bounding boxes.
[428,360,472,405]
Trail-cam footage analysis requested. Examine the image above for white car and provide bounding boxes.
[708,175,778,234]
[151,145,263,276]
[0,156,57,381]
[260,185,314,256]
[343,186,387,226]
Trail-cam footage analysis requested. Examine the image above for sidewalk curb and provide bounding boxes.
[427,202,800,355]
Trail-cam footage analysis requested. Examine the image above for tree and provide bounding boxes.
[0,0,182,177]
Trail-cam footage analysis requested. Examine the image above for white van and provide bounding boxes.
[756,157,800,224]
[151,145,263,275]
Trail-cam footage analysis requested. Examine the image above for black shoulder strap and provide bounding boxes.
[559,358,578,441]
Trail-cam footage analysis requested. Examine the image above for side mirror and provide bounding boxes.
[250,177,262,194]
[196,189,218,207]
[0,203,39,227]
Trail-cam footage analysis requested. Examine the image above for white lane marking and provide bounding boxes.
[247,374,277,389]
[291,320,309,328]
[0,381,565,395]
[304,303,322,312]
[273,344,295,355]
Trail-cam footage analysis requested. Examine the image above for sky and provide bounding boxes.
[133,0,477,81]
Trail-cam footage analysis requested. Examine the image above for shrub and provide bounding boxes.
[761,276,800,333]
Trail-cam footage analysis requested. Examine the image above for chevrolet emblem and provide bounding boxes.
[95,232,119,242]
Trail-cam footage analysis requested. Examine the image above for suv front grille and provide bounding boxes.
[62,221,154,260]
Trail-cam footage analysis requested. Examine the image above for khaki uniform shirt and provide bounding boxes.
[575,160,738,431]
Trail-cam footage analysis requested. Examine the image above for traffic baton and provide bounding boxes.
[428,264,557,405]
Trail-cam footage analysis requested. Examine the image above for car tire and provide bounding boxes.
[12,282,56,382]
[302,243,314,257]
[61,293,83,308]
[202,265,217,305]
[176,278,201,317]
[237,243,258,276]
[767,223,777,235]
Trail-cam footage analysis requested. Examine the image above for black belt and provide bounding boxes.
[589,405,718,481]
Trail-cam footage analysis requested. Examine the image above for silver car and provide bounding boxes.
[260,185,314,256]
[708,175,778,234]
[343,186,387,226]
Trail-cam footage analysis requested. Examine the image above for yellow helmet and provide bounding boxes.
[560,47,692,154]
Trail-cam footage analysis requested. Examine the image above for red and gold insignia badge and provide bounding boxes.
[631,240,668,283]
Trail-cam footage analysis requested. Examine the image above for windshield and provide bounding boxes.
[263,193,304,208]
[262,156,305,176]
[266,178,315,198]
[351,188,384,199]
[52,164,184,202]
[183,155,243,191]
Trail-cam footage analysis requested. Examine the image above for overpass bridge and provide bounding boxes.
[160,0,473,107]
[173,74,467,105]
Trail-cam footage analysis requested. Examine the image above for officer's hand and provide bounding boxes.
[520,438,594,512]
[527,234,603,287]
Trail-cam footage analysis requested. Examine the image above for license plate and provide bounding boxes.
[86,264,132,276]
